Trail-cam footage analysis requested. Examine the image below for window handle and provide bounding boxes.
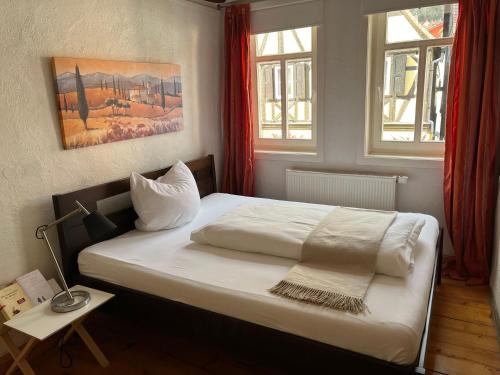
[377,86,382,103]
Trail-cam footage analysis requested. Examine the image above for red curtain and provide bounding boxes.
[444,0,500,284]
[222,4,255,196]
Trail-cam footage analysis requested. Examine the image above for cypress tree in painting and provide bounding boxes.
[160,78,165,111]
[75,65,89,130]
[63,94,68,112]
[113,76,116,96]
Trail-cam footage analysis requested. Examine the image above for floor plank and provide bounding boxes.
[425,279,500,375]
[435,294,493,313]
[432,297,494,326]
[426,351,498,375]
[427,341,500,370]
[0,277,499,374]
[429,323,499,352]
[430,315,498,338]
[436,279,491,303]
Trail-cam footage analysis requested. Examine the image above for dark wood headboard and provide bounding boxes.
[52,154,217,284]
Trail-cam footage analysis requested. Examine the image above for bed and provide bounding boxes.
[52,155,443,374]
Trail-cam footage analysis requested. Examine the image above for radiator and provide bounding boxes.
[286,169,399,211]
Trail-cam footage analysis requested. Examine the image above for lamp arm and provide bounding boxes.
[36,206,88,238]
[41,230,73,299]
[35,201,90,300]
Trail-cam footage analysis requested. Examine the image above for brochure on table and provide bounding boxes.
[0,270,56,321]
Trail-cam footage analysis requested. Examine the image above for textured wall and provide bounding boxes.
[0,0,222,286]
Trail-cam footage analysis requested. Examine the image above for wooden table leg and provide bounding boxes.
[71,319,109,368]
[62,324,76,344]
[0,332,37,375]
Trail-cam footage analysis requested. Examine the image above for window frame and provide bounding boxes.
[367,12,454,158]
[251,26,318,153]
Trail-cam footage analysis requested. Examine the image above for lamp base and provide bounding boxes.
[51,290,91,313]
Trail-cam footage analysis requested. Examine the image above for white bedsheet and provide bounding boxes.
[78,193,439,365]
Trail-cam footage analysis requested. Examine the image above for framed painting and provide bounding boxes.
[52,57,183,149]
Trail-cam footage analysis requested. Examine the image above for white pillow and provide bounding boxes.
[375,214,425,277]
[130,161,200,231]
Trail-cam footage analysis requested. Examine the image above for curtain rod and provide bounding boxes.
[184,0,318,11]
[217,0,317,10]
[183,0,219,9]
[218,0,269,9]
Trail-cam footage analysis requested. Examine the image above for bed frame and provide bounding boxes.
[52,154,443,374]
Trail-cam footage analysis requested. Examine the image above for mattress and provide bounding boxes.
[78,193,439,365]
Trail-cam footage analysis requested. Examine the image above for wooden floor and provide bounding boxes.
[425,279,500,375]
[1,278,499,374]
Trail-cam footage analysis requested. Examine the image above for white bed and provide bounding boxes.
[78,193,439,365]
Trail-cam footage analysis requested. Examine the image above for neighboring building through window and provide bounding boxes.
[367,4,458,157]
[252,27,317,153]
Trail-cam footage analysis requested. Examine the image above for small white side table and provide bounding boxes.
[0,285,114,375]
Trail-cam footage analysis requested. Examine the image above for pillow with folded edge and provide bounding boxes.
[130,160,200,231]
[191,209,425,278]
[375,214,426,277]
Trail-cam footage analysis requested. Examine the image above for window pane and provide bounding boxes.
[257,62,282,139]
[286,59,312,140]
[256,27,312,57]
[256,32,278,57]
[422,45,451,142]
[382,49,419,142]
[386,4,458,44]
[283,28,312,54]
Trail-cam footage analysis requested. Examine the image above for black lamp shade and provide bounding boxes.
[83,211,117,242]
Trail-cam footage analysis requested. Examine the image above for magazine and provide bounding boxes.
[0,269,56,321]
[0,283,33,320]
[16,270,54,305]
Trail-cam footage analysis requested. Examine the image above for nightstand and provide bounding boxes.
[0,285,114,375]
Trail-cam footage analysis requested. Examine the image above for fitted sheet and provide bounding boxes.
[78,193,439,365]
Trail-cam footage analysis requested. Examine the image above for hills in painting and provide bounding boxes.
[53,57,183,149]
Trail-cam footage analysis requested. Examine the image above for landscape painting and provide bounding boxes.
[53,57,183,149]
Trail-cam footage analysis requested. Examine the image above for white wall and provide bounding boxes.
[254,0,450,251]
[0,0,222,287]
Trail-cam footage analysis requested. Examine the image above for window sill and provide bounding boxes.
[255,149,323,162]
[357,153,444,169]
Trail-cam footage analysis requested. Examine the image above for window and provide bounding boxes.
[252,27,317,153]
[367,4,458,157]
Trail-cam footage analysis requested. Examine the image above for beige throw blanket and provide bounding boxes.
[270,207,396,314]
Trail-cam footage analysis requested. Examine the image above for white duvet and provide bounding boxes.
[79,193,440,365]
[191,203,425,277]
